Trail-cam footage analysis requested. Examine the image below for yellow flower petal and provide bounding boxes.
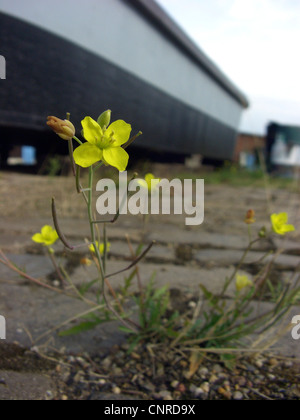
[271,213,295,236]
[236,274,253,292]
[81,117,103,145]
[105,120,132,146]
[32,233,45,244]
[89,241,111,255]
[136,179,148,189]
[103,147,129,172]
[32,226,58,246]
[73,143,103,168]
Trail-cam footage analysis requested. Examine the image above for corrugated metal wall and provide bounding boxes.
[0,0,248,160]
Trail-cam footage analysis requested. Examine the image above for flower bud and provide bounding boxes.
[245,209,256,224]
[47,116,75,140]
[97,110,111,129]
[258,227,267,238]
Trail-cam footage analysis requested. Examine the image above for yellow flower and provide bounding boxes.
[32,225,59,246]
[47,116,75,140]
[245,209,256,224]
[89,241,111,255]
[271,213,295,236]
[73,115,131,171]
[137,173,161,192]
[236,274,253,292]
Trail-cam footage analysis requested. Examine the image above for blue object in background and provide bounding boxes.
[246,153,256,169]
[22,146,36,165]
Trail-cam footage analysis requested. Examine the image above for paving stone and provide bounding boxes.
[71,259,249,298]
[195,249,300,269]
[0,370,54,400]
[0,280,126,354]
[109,241,175,263]
[0,254,55,281]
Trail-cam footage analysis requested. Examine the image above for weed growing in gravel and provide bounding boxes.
[0,110,299,365]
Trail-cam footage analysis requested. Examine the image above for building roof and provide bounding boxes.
[127,0,249,108]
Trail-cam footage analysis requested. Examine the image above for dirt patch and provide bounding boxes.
[0,342,55,372]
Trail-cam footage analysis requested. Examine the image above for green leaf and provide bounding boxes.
[59,321,101,337]
[79,278,99,295]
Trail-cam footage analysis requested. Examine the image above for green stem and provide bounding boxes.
[47,248,65,286]
[86,166,137,332]
[220,237,261,298]
[73,136,83,145]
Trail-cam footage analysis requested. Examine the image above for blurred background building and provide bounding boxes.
[0,0,249,170]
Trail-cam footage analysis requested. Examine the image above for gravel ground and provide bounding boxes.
[8,342,299,401]
[1,169,300,400]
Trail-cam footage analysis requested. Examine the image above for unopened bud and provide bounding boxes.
[259,227,267,238]
[97,110,111,129]
[47,116,75,140]
[245,209,256,224]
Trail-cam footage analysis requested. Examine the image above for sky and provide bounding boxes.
[156,0,300,135]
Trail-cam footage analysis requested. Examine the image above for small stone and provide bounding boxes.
[98,379,106,385]
[234,376,247,387]
[255,359,264,368]
[171,380,179,389]
[218,386,232,400]
[189,384,197,393]
[233,391,244,400]
[212,364,223,374]
[62,395,68,400]
[267,374,276,380]
[45,390,53,399]
[177,383,186,393]
[268,358,278,367]
[0,378,6,385]
[290,385,300,398]
[112,386,121,395]
[193,387,205,398]
[102,357,112,368]
[198,367,209,377]
[113,368,123,376]
[200,382,210,394]
[131,352,141,360]
[284,361,293,368]
[209,374,218,383]
[157,390,172,399]
[142,381,156,392]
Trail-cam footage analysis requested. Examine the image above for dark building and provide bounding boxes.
[0,0,249,167]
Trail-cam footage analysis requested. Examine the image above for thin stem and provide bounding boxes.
[220,237,261,298]
[52,197,74,250]
[105,241,155,279]
[73,135,82,145]
[75,165,88,204]
[86,166,138,333]
[47,248,65,287]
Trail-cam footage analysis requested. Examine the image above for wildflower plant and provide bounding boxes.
[0,109,299,364]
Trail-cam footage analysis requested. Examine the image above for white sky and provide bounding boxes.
[156,0,300,135]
